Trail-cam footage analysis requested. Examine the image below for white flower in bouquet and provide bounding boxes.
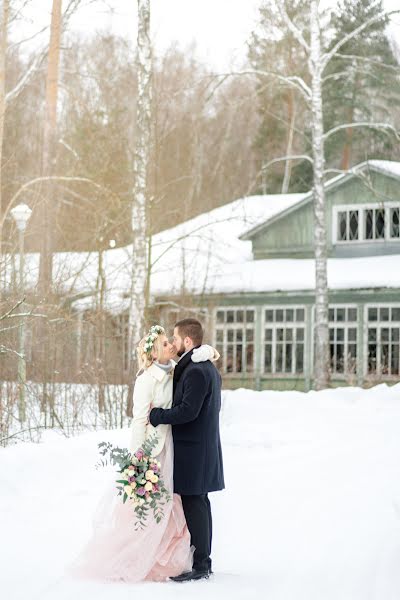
[124,485,133,496]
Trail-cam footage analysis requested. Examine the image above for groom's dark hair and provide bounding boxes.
[175,318,204,346]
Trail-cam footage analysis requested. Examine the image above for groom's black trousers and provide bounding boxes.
[181,494,212,572]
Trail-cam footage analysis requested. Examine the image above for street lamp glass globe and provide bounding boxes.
[10,203,32,231]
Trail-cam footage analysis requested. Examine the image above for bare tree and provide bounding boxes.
[0,2,9,248]
[127,0,152,416]
[38,0,62,295]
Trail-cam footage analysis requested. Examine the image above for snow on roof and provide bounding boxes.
[1,193,306,311]
[191,254,400,296]
[2,190,400,312]
[366,160,400,179]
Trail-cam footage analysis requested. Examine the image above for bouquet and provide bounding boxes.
[96,435,171,530]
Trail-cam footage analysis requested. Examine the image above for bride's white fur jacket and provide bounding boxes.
[130,344,219,456]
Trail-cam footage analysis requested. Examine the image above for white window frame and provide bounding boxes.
[262,305,306,376]
[214,306,256,375]
[364,303,400,379]
[328,304,359,376]
[332,202,400,245]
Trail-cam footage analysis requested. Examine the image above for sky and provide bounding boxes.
[10,0,400,71]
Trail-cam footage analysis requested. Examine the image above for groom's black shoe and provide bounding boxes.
[170,568,210,582]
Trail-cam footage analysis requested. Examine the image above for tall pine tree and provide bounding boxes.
[324,0,400,170]
[248,0,313,193]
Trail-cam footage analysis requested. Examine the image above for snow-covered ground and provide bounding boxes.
[1,384,400,600]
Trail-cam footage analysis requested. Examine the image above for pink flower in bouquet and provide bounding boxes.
[135,449,144,460]
[136,487,146,496]
[153,483,160,492]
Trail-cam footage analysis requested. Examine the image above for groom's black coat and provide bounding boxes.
[149,348,225,496]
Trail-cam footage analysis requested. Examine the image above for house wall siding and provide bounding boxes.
[250,170,400,259]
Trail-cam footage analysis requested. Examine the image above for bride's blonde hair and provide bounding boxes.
[136,325,166,372]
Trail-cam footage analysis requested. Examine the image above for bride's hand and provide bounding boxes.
[192,344,220,363]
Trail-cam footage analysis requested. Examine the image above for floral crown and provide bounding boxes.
[143,325,165,355]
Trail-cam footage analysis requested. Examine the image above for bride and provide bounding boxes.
[69,325,217,583]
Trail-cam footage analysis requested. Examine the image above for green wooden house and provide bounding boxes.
[3,160,399,389]
[157,160,400,391]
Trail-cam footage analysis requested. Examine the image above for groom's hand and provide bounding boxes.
[149,407,163,427]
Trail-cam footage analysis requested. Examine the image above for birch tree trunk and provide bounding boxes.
[309,0,330,389]
[127,0,152,417]
[281,88,296,194]
[0,1,8,264]
[38,0,62,295]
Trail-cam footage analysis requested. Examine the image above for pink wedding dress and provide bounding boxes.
[68,428,193,583]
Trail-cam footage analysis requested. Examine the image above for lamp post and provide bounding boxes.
[10,203,32,423]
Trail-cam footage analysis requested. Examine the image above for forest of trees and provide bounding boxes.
[1,0,400,440]
[1,0,398,257]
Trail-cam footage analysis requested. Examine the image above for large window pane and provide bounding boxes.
[392,308,400,322]
[236,345,243,372]
[262,308,305,374]
[391,343,399,375]
[215,307,256,374]
[349,210,359,240]
[336,344,344,373]
[329,306,359,375]
[296,344,304,373]
[285,343,292,372]
[348,308,357,322]
[366,309,400,377]
[336,308,346,322]
[246,345,254,373]
[246,310,255,323]
[216,310,225,323]
[376,209,385,238]
[226,346,234,373]
[265,310,274,322]
[276,345,284,372]
[390,207,400,238]
[365,209,374,239]
[264,345,272,373]
[338,212,347,241]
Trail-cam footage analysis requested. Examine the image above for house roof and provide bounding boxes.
[178,254,400,296]
[1,192,306,313]
[3,165,400,313]
[240,160,400,241]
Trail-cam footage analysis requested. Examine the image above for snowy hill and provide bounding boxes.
[2,385,400,600]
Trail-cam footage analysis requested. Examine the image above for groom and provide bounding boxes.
[149,318,225,582]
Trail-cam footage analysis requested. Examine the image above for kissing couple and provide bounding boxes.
[70,318,225,583]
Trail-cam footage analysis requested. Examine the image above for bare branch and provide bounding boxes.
[0,298,24,321]
[276,0,310,52]
[262,154,314,171]
[323,122,400,141]
[212,69,311,102]
[333,53,400,74]
[1,175,121,230]
[0,344,24,358]
[5,49,46,103]
[321,10,400,72]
